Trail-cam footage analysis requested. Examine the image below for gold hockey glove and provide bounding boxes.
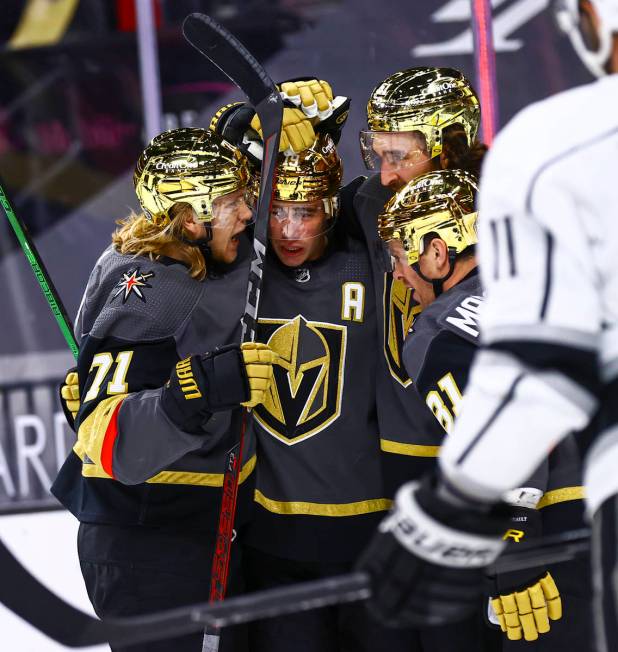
[60,369,80,431]
[279,79,334,119]
[240,342,278,408]
[278,78,351,145]
[250,107,316,155]
[490,572,562,641]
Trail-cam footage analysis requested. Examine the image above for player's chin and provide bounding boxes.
[273,242,308,267]
[221,236,241,263]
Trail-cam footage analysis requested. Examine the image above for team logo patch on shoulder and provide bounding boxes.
[112,268,155,303]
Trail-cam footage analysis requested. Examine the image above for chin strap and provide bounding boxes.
[412,248,457,298]
[178,223,213,262]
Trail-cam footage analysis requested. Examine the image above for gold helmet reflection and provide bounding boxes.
[255,134,343,217]
[134,127,250,225]
[378,169,478,266]
[366,67,480,159]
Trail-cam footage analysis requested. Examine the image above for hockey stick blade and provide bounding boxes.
[182,12,283,342]
[183,13,277,112]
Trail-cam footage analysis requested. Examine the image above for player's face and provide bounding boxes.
[389,239,435,309]
[269,199,329,267]
[370,132,436,191]
[209,188,253,264]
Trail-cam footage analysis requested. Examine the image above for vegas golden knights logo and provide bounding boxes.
[253,315,346,445]
[383,275,421,387]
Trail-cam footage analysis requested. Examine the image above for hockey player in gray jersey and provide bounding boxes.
[357,1,618,646]
[52,127,277,652]
[374,168,592,649]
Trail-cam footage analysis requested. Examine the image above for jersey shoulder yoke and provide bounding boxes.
[85,250,203,343]
[435,275,484,345]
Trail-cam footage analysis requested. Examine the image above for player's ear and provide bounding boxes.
[178,204,203,237]
[431,237,448,267]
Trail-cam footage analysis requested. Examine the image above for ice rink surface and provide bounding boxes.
[0,510,106,652]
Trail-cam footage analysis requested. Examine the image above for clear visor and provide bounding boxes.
[268,199,337,242]
[197,186,255,229]
[359,130,433,172]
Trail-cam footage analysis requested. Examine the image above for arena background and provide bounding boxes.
[0,1,591,649]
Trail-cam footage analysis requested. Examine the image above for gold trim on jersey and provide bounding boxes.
[537,486,585,509]
[78,451,256,487]
[75,394,127,471]
[254,489,391,516]
[383,275,420,388]
[380,438,441,457]
[253,316,347,445]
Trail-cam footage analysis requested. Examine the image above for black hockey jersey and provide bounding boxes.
[245,231,389,563]
[403,270,585,533]
[352,175,444,495]
[51,243,255,531]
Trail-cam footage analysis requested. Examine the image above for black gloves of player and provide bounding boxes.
[357,474,511,628]
[160,342,277,433]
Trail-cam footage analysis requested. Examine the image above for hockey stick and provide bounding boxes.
[0,174,78,358]
[471,0,499,145]
[182,13,283,651]
[0,527,590,647]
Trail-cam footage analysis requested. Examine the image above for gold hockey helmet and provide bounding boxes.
[252,132,343,219]
[270,133,342,210]
[255,134,343,244]
[378,169,479,267]
[361,67,480,170]
[134,127,250,225]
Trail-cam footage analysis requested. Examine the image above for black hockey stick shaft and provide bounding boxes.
[0,174,78,358]
[182,13,282,651]
[0,528,590,647]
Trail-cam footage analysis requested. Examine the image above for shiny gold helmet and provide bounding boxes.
[256,134,343,247]
[378,169,478,269]
[271,133,342,215]
[253,132,343,218]
[134,127,250,225]
[361,67,480,170]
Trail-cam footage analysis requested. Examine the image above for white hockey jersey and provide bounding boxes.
[439,74,618,514]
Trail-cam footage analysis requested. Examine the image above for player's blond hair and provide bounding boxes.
[112,203,207,280]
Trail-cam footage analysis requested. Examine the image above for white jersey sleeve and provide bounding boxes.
[440,75,618,503]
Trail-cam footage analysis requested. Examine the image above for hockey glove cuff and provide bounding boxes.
[357,474,510,628]
[161,344,251,432]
